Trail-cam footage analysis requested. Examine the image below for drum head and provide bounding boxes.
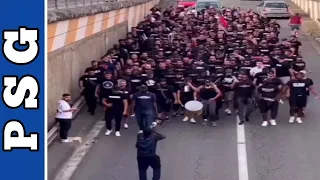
[185,101,203,112]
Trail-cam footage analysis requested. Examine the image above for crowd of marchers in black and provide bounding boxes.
[78,5,319,180]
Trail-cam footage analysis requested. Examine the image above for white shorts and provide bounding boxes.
[279,76,291,84]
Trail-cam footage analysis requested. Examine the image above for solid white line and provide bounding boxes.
[54,120,105,180]
[236,115,249,180]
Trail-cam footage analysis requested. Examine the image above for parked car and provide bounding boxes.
[195,0,221,12]
[256,1,291,18]
[178,0,197,8]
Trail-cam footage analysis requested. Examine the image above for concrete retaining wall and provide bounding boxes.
[47,0,159,130]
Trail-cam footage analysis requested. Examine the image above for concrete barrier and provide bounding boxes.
[47,0,159,130]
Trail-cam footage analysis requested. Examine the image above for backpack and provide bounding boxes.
[137,136,155,156]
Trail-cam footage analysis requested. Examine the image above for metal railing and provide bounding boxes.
[48,0,118,10]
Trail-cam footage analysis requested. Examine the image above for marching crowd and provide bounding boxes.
[52,4,320,180]
[76,5,320,137]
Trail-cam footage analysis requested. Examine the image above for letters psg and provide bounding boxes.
[2,27,39,151]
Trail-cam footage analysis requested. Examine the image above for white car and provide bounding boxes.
[256,1,291,18]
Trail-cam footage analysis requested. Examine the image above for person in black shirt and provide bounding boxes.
[177,78,198,122]
[291,56,306,73]
[95,71,117,102]
[155,79,177,122]
[132,85,158,133]
[136,128,166,180]
[301,71,320,115]
[232,73,255,125]
[257,79,281,127]
[196,80,222,127]
[171,74,185,117]
[102,86,128,137]
[274,56,293,93]
[221,69,236,115]
[286,72,319,124]
[85,60,104,77]
[253,67,268,86]
[129,70,143,93]
[142,72,157,93]
[119,79,131,129]
[79,69,99,115]
[289,35,301,54]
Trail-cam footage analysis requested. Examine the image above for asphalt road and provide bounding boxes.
[64,1,320,180]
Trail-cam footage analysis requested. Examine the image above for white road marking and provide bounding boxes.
[69,137,83,143]
[54,121,105,180]
[236,115,249,180]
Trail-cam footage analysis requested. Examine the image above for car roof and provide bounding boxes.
[263,1,288,4]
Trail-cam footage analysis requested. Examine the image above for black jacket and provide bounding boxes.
[136,131,166,157]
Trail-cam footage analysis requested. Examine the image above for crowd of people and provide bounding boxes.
[49,4,320,180]
[77,5,319,138]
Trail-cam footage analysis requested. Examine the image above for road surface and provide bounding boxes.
[55,1,320,180]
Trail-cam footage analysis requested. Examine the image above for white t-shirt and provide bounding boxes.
[250,67,263,77]
[55,100,72,119]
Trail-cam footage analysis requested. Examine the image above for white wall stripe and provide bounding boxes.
[54,20,69,37]
[107,10,116,28]
[136,5,141,26]
[128,7,134,30]
[76,16,88,41]
[119,9,126,23]
[52,21,69,51]
[93,13,103,34]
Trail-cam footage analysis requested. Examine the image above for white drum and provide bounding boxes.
[185,100,203,113]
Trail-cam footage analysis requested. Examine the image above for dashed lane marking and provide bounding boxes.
[236,115,249,180]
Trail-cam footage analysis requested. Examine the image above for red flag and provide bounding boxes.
[219,16,228,28]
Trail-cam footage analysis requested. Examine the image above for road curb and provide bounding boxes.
[47,96,86,146]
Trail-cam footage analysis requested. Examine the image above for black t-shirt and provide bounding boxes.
[257,83,280,99]
[199,86,217,100]
[292,61,306,72]
[142,77,157,93]
[275,60,291,77]
[254,72,268,86]
[178,83,194,100]
[269,77,283,86]
[287,79,312,97]
[136,132,165,157]
[119,87,131,99]
[98,78,117,96]
[155,85,175,102]
[79,75,99,92]
[290,40,301,52]
[163,71,176,86]
[234,80,255,98]
[104,92,125,111]
[258,46,271,55]
[130,75,143,93]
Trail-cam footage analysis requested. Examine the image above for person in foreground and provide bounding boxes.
[136,128,166,180]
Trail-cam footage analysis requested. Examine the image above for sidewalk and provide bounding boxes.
[286,0,320,39]
[47,107,104,180]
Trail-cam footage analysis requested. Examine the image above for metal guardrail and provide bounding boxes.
[48,0,119,10]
